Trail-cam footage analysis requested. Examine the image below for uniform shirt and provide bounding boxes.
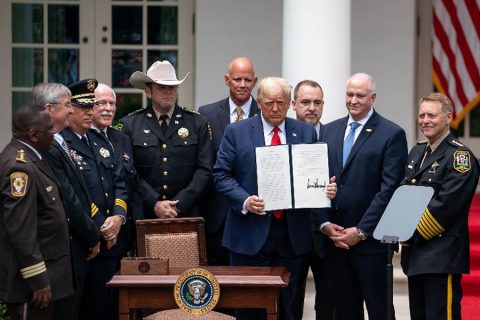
[120,105,214,217]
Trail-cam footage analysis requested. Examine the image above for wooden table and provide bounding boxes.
[107,266,290,320]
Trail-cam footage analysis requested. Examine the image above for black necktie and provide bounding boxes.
[159,115,169,135]
[99,130,114,152]
[421,145,432,168]
[81,136,90,148]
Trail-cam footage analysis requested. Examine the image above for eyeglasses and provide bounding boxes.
[95,100,116,107]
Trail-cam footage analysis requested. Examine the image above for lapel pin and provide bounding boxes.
[46,186,53,192]
[144,129,150,134]
[174,120,179,124]
[292,132,297,137]
[366,128,373,132]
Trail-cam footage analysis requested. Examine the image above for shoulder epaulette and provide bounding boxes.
[450,139,464,147]
[179,105,200,114]
[416,140,428,145]
[16,149,27,163]
[124,108,146,118]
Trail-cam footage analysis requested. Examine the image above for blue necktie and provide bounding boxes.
[343,122,360,166]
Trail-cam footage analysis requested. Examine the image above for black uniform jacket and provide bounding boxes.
[44,139,100,249]
[120,105,214,218]
[62,128,128,257]
[0,139,73,302]
[401,133,479,276]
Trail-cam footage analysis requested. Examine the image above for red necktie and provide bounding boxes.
[271,127,283,219]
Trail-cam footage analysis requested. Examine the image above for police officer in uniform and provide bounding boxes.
[61,79,128,320]
[0,104,73,320]
[401,93,479,320]
[121,60,213,218]
[32,82,100,320]
[92,83,142,252]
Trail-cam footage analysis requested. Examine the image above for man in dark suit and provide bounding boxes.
[61,79,128,320]
[319,73,408,320]
[213,77,336,320]
[401,93,479,320]
[291,80,335,320]
[198,57,258,265]
[32,83,100,320]
[120,60,213,219]
[0,104,73,320]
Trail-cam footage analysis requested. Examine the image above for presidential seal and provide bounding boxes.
[174,268,220,315]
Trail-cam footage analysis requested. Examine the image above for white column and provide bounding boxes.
[283,0,350,123]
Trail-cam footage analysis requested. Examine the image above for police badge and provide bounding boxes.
[99,147,111,158]
[177,127,189,138]
[174,268,220,315]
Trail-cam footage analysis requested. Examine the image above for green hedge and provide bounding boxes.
[0,302,10,320]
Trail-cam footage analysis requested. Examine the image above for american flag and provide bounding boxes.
[432,0,480,128]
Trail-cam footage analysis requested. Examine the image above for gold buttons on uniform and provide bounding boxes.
[144,142,147,146]
[184,141,188,145]
[163,185,168,190]
[163,171,168,176]
[163,157,167,163]
[411,179,416,184]
[106,209,110,215]
[162,144,167,149]
[105,193,108,197]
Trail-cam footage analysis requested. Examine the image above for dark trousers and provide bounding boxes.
[325,249,393,320]
[292,251,335,320]
[7,302,53,320]
[408,273,462,320]
[79,256,120,320]
[206,221,230,266]
[229,215,303,320]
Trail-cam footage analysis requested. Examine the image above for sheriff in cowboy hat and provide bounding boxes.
[119,60,214,219]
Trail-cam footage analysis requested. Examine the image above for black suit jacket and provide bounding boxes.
[198,97,259,233]
[319,110,408,254]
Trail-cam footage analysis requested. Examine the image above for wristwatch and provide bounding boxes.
[357,228,368,241]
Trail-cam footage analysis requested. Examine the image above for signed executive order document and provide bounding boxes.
[255,143,330,211]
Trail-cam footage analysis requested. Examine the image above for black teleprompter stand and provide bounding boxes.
[374,185,434,320]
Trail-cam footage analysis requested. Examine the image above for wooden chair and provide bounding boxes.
[136,217,235,320]
[136,217,208,267]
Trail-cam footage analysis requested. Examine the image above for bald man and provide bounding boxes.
[198,57,259,266]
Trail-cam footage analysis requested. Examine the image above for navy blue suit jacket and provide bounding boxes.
[320,110,408,254]
[213,115,317,256]
[198,97,259,233]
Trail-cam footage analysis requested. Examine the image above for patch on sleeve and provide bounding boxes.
[453,150,471,173]
[10,172,28,197]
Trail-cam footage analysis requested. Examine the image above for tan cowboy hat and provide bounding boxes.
[129,60,189,89]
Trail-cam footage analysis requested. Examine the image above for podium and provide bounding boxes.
[373,185,434,320]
